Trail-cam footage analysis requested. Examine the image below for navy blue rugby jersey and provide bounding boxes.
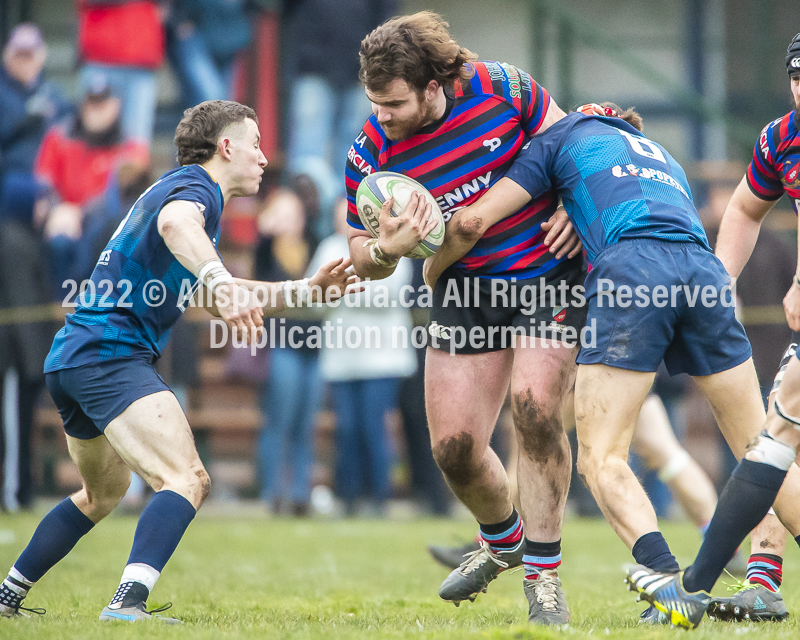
[346,61,581,280]
[45,164,223,372]
[506,112,710,262]
[746,110,800,213]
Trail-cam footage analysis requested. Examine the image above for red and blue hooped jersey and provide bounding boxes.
[346,61,580,280]
[746,111,800,214]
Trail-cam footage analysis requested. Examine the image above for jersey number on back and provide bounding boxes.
[619,130,666,164]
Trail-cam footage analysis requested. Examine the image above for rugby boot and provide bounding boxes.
[428,539,481,570]
[0,582,44,618]
[707,580,789,622]
[639,605,668,625]
[523,570,570,625]
[99,602,181,624]
[625,564,710,630]
[438,538,523,605]
[99,581,181,624]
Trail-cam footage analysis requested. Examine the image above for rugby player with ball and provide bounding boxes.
[346,12,582,624]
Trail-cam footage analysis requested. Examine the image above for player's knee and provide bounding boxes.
[187,467,211,508]
[84,473,131,519]
[512,390,567,465]
[432,432,478,485]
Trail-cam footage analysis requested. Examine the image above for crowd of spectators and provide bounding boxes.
[1,2,792,520]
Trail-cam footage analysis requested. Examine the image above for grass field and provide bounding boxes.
[1,506,799,639]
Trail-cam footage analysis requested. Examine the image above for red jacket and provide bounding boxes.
[78,0,165,69]
[35,124,148,206]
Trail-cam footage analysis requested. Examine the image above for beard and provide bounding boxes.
[382,98,439,141]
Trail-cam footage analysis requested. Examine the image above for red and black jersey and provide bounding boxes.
[346,61,577,280]
[746,110,800,214]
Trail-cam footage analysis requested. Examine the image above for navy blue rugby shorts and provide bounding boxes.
[577,238,752,376]
[46,357,171,439]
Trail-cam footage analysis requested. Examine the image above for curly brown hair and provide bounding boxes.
[359,11,477,93]
[174,100,258,166]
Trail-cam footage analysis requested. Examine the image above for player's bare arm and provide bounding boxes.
[236,258,361,316]
[347,190,437,279]
[422,177,530,289]
[157,199,263,341]
[715,177,777,277]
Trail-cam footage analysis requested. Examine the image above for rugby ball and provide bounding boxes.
[356,171,445,259]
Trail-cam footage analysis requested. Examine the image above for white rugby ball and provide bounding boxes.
[356,171,445,259]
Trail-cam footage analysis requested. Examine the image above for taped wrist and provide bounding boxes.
[364,238,399,268]
[196,259,233,294]
[282,278,311,307]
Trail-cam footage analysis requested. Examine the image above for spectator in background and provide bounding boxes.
[0,23,66,510]
[167,0,252,108]
[77,0,165,147]
[281,0,396,238]
[35,73,149,295]
[312,198,416,516]
[255,176,321,516]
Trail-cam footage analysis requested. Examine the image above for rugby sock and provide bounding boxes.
[127,490,196,573]
[478,509,523,553]
[631,531,679,573]
[12,498,95,583]
[683,460,789,594]
[746,553,783,592]
[522,539,561,580]
[112,490,195,607]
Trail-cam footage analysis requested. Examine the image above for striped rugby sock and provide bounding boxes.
[523,539,561,580]
[479,509,523,553]
[746,553,783,592]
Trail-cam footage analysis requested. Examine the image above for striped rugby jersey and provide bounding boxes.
[346,61,582,280]
[746,110,800,214]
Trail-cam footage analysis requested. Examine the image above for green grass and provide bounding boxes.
[1,508,799,639]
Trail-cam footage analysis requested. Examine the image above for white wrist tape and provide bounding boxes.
[196,259,234,293]
[282,278,311,307]
[364,238,399,268]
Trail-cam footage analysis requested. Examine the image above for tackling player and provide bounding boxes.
[423,102,800,629]
[346,12,582,624]
[0,100,356,622]
[625,33,800,629]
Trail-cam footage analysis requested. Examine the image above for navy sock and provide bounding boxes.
[684,459,787,594]
[631,531,679,573]
[14,498,95,582]
[127,490,196,572]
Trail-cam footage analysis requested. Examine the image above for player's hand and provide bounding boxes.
[215,282,264,344]
[578,103,619,118]
[309,257,362,303]
[784,281,800,331]
[377,193,439,260]
[541,207,583,259]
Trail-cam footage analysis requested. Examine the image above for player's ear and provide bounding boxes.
[424,79,439,102]
[217,136,233,161]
